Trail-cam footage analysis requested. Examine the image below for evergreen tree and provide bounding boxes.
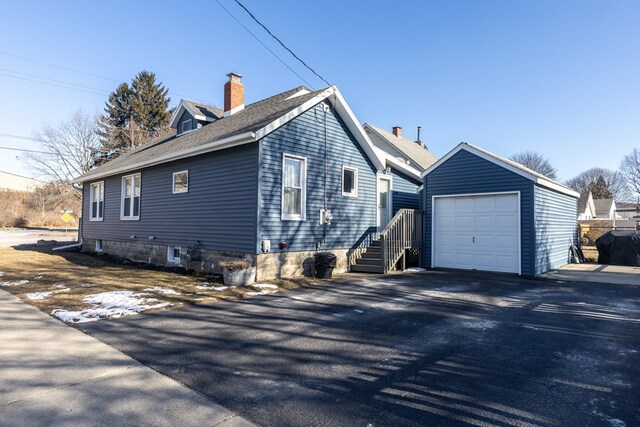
[589,175,613,199]
[96,71,172,163]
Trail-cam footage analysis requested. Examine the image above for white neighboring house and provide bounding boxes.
[593,198,620,220]
[0,171,45,192]
[577,191,597,220]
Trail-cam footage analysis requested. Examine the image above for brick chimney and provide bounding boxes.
[392,126,402,137]
[224,72,244,116]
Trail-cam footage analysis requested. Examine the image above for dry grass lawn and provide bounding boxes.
[0,244,316,322]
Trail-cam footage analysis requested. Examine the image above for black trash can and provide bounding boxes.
[314,252,337,279]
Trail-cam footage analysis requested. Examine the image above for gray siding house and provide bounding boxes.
[422,143,579,276]
[76,73,426,279]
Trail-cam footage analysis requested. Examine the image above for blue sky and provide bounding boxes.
[0,0,638,182]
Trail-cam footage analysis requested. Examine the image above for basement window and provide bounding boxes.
[167,246,181,264]
[342,166,358,197]
[95,239,103,252]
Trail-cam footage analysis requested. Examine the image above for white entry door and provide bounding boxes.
[433,193,520,274]
[378,177,392,230]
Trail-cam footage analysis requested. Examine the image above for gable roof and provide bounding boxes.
[594,199,615,217]
[75,86,386,183]
[364,124,438,171]
[422,142,580,198]
[169,100,223,127]
[578,191,596,217]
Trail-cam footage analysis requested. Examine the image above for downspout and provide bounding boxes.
[53,217,83,251]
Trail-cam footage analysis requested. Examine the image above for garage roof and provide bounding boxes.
[422,143,580,198]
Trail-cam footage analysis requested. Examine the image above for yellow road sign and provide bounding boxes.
[60,213,73,223]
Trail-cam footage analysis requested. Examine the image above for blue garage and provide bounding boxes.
[422,143,579,276]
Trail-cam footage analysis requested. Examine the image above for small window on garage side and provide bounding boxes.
[167,246,181,264]
[173,170,189,194]
[342,166,358,197]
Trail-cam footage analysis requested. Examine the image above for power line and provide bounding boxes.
[0,67,111,95]
[232,0,331,87]
[0,72,108,97]
[0,145,55,155]
[0,50,215,104]
[213,0,314,88]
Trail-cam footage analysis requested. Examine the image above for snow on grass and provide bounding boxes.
[404,267,426,273]
[144,286,181,295]
[196,284,230,291]
[1,280,30,287]
[27,286,71,300]
[33,274,44,279]
[0,271,4,277]
[251,283,278,289]
[26,291,54,300]
[245,290,277,296]
[51,291,171,323]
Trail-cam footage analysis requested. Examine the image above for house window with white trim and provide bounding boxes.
[89,181,104,221]
[121,173,141,220]
[180,119,192,134]
[342,166,358,197]
[282,154,306,220]
[172,170,188,194]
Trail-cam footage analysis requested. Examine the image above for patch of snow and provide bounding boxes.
[0,271,4,277]
[0,280,30,287]
[353,309,364,314]
[196,284,229,291]
[404,267,426,273]
[460,320,499,330]
[26,291,54,300]
[52,291,171,323]
[251,283,278,289]
[144,286,181,295]
[246,290,277,296]
[33,275,44,279]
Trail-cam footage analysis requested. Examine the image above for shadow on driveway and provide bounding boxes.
[80,271,640,427]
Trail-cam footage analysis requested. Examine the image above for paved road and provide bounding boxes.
[0,229,77,247]
[82,271,640,427]
[0,289,254,427]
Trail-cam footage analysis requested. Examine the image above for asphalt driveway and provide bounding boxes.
[80,271,640,427]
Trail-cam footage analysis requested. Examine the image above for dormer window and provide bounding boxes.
[180,119,192,135]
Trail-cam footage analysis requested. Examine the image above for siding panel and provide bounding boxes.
[258,102,378,253]
[423,150,536,276]
[390,169,420,214]
[82,143,259,253]
[534,185,578,274]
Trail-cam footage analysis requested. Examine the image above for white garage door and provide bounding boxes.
[433,193,520,274]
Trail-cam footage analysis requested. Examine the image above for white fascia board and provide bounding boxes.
[330,88,386,171]
[421,143,579,198]
[169,101,189,128]
[254,87,334,140]
[74,132,256,183]
[375,147,422,181]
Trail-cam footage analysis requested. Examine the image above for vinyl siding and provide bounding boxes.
[81,143,259,253]
[258,102,378,253]
[423,150,536,276]
[534,185,578,274]
[390,168,420,215]
[176,110,197,134]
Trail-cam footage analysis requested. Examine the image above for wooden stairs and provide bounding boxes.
[349,209,423,274]
[351,239,384,273]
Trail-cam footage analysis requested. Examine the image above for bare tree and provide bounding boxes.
[22,110,99,193]
[566,167,632,201]
[620,148,640,197]
[509,151,558,179]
